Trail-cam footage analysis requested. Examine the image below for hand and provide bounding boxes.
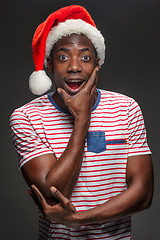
[57,67,99,121]
[30,185,79,228]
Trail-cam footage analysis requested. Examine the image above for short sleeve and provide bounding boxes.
[9,109,53,169]
[128,100,151,156]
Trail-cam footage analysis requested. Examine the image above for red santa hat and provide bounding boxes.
[29,5,105,95]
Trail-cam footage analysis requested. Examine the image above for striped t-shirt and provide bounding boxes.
[10,89,151,240]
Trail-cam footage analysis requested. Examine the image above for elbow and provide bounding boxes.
[140,183,154,210]
[144,178,154,210]
[142,190,153,210]
[131,179,154,212]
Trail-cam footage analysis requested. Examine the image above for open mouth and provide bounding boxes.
[66,80,84,90]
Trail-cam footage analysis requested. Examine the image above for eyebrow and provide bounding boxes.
[79,48,92,53]
[57,48,69,52]
[57,47,93,53]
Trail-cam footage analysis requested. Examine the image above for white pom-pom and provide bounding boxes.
[29,70,52,95]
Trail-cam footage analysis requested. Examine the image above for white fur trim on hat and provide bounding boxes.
[29,70,52,95]
[44,19,105,67]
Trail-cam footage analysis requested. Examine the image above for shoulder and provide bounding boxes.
[99,89,136,107]
[10,94,51,119]
[98,89,142,116]
[100,89,133,102]
[9,94,54,128]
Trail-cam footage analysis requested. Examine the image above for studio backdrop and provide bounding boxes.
[1,0,160,239]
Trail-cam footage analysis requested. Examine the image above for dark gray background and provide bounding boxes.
[1,0,160,239]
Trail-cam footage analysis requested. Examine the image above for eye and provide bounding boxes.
[59,55,68,61]
[82,55,91,61]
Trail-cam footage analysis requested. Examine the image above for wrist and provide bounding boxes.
[72,211,83,227]
[74,119,90,136]
[73,208,101,226]
[73,211,87,226]
[74,115,90,127]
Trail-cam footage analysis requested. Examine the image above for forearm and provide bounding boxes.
[31,179,153,228]
[44,118,90,199]
[30,153,153,227]
[22,117,90,204]
[75,183,153,226]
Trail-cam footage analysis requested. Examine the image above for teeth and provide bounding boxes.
[67,80,83,82]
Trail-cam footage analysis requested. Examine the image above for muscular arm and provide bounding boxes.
[31,154,153,227]
[74,154,153,225]
[22,68,98,203]
[22,119,89,203]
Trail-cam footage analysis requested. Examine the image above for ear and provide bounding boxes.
[47,57,54,74]
[95,58,100,69]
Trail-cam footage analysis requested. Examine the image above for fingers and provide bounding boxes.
[50,186,68,206]
[31,185,48,211]
[90,68,99,97]
[28,189,43,211]
[84,67,99,93]
[50,187,76,213]
[57,88,69,101]
[57,88,71,107]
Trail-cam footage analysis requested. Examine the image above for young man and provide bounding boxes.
[10,5,153,239]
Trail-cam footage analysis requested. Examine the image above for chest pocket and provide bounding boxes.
[87,131,106,153]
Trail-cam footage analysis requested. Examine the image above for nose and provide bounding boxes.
[67,57,82,73]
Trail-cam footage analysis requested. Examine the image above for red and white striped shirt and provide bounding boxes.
[10,89,151,239]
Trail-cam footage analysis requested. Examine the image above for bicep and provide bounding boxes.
[126,154,154,208]
[21,153,57,200]
[10,110,59,202]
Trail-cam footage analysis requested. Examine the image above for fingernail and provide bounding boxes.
[57,88,61,94]
[31,185,35,190]
[50,186,57,194]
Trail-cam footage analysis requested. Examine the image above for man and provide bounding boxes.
[10,5,153,239]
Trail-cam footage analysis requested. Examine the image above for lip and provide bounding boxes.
[64,78,86,94]
[65,75,85,81]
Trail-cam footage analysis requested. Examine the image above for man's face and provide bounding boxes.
[47,34,99,95]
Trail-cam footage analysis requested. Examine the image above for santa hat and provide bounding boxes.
[29,5,105,95]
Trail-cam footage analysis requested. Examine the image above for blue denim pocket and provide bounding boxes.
[87,131,106,153]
